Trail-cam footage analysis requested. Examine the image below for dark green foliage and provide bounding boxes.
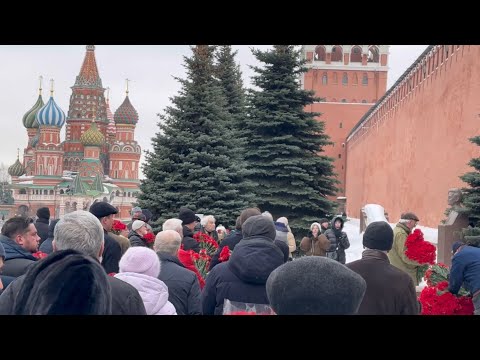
[139,46,255,231]
[460,135,480,225]
[243,45,339,237]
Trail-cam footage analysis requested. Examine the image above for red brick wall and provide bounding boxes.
[345,46,479,227]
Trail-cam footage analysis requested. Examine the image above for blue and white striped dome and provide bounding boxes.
[35,96,66,127]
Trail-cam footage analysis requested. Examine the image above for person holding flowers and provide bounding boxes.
[388,212,423,286]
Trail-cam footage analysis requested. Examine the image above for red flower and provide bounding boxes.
[193,232,219,256]
[108,272,117,277]
[177,249,206,289]
[32,251,48,259]
[111,220,127,235]
[143,232,155,244]
[405,229,436,265]
[219,246,231,263]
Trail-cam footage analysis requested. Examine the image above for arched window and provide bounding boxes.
[49,190,53,195]
[353,73,358,85]
[339,122,343,128]
[322,72,328,85]
[362,73,368,85]
[368,46,379,62]
[341,99,347,103]
[333,72,338,84]
[350,46,362,62]
[315,46,326,61]
[342,73,348,85]
[19,188,26,195]
[362,100,367,103]
[331,46,343,62]
[60,189,64,194]
[116,190,120,196]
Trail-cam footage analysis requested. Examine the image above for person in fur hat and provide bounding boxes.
[13,249,112,315]
[116,247,176,315]
[300,222,330,257]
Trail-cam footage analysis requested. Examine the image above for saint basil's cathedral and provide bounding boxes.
[4,45,141,220]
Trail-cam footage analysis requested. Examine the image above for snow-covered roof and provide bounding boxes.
[18,175,34,179]
[17,180,33,185]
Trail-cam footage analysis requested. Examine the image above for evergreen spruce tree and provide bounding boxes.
[139,45,254,231]
[459,135,480,225]
[244,45,338,236]
[214,45,245,137]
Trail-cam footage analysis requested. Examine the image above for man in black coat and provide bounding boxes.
[201,215,284,315]
[346,221,419,315]
[89,202,122,274]
[35,207,50,246]
[178,207,200,253]
[154,229,202,315]
[0,210,146,315]
[0,216,40,278]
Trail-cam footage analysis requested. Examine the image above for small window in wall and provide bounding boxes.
[338,154,342,159]
[362,73,368,85]
[341,99,346,103]
[333,72,338,84]
[342,165,344,170]
[339,122,343,128]
[362,100,367,103]
[353,73,358,85]
[322,72,328,85]
[342,73,348,85]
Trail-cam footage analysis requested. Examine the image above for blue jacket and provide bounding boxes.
[0,234,37,277]
[449,245,480,295]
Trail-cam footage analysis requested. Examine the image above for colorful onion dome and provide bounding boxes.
[22,94,44,129]
[8,158,26,177]
[36,96,66,127]
[114,96,138,125]
[80,121,105,147]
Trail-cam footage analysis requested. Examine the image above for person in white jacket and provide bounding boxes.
[115,247,177,315]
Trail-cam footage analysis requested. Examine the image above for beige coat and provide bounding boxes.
[387,223,420,286]
[109,232,131,256]
[286,225,296,258]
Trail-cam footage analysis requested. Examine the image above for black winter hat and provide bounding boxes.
[142,209,153,223]
[89,201,118,219]
[36,207,50,220]
[178,207,196,225]
[266,256,366,315]
[13,249,112,315]
[362,221,394,251]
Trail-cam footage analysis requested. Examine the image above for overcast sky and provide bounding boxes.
[0,45,428,172]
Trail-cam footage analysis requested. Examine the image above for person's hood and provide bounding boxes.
[331,216,344,230]
[114,272,176,315]
[228,237,284,285]
[0,234,36,261]
[242,215,276,241]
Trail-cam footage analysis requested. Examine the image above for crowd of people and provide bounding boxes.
[0,204,479,315]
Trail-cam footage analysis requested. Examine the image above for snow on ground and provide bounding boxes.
[344,218,438,291]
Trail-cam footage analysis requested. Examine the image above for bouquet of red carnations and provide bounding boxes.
[111,220,127,235]
[32,251,48,259]
[193,232,219,256]
[419,262,473,315]
[218,246,232,263]
[404,229,436,283]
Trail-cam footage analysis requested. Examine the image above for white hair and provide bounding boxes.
[216,225,226,232]
[163,218,183,233]
[262,211,273,221]
[399,219,411,224]
[54,210,104,259]
[154,230,182,254]
[201,215,215,226]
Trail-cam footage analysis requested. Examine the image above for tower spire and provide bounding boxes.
[106,87,110,103]
[39,76,43,96]
[17,148,20,159]
[50,79,54,97]
[75,45,102,87]
[126,79,130,96]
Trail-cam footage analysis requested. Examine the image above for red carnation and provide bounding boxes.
[219,246,231,263]
[32,251,48,259]
[143,232,155,244]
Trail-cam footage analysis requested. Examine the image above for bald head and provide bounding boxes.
[154,230,182,255]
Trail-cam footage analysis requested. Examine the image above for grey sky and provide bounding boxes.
[0,45,428,172]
